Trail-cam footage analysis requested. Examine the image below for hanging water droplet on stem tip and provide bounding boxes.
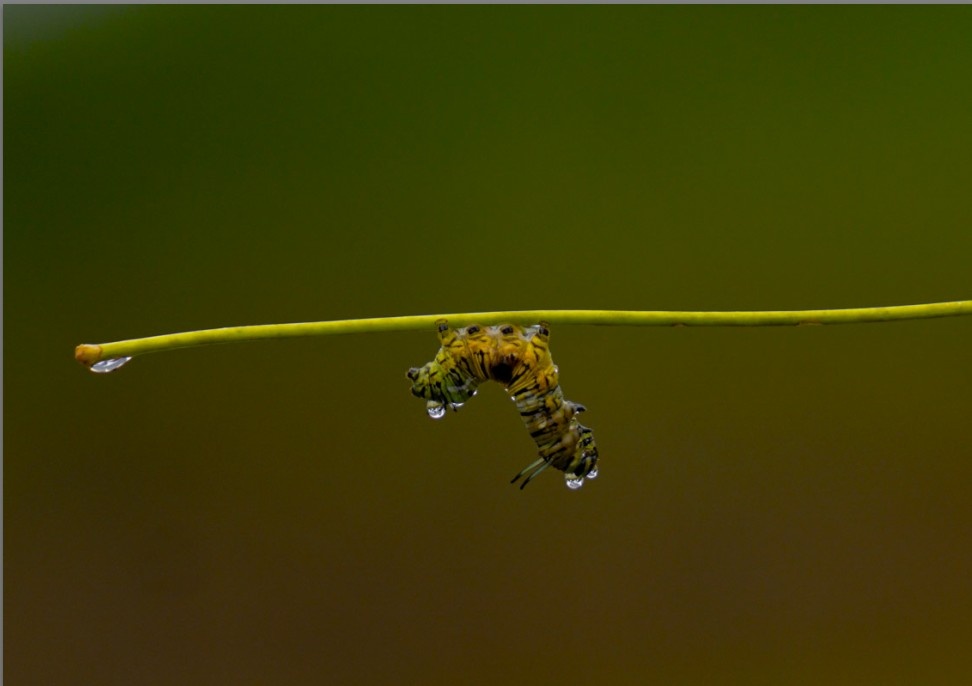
[89,356,133,374]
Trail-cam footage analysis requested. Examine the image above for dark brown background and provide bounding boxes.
[5,6,971,684]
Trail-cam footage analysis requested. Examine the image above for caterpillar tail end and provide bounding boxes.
[510,458,549,490]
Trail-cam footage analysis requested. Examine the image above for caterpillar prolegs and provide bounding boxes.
[407,319,599,490]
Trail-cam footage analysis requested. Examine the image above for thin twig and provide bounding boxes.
[75,300,972,370]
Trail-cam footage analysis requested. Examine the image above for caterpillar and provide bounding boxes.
[407,319,599,490]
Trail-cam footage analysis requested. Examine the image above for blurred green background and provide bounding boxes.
[5,6,971,684]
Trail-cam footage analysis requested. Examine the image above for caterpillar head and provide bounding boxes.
[407,358,481,420]
[406,363,450,419]
[406,363,432,399]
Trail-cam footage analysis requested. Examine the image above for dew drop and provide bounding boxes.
[426,403,446,419]
[449,402,465,410]
[89,357,132,374]
[586,466,599,480]
[565,475,585,490]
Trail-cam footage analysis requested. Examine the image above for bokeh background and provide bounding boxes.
[5,6,971,684]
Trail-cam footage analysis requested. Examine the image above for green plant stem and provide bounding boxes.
[75,299,972,367]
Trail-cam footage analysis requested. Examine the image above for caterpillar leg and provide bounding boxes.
[510,457,550,490]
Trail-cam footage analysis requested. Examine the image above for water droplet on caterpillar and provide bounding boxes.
[586,466,599,480]
[89,357,132,374]
[565,475,585,490]
[426,403,446,419]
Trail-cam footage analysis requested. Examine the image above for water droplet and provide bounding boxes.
[565,475,585,490]
[586,466,599,480]
[449,402,465,410]
[89,357,132,374]
[426,403,446,419]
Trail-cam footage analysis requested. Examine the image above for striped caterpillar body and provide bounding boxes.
[407,319,599,490]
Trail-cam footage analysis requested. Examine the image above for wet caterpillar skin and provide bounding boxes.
[407,319,599,490]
